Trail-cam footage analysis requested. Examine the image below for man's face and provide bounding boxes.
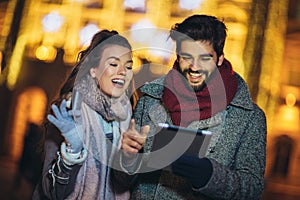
[178,40,224,91]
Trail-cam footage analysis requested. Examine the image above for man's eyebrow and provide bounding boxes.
[179,53,213,57]
[199,54,213,57]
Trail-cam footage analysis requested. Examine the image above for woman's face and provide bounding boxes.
[90,44,133,98]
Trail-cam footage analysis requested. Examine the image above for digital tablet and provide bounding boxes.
[151,123,212,157]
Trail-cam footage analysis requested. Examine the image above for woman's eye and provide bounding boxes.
[110,63,118,67]
[126,65,133,70]
[182,56,192,60]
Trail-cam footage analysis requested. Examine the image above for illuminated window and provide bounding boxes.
[179,0,203,10]
[129,19,175,74]
[130,19,156,43]
[124,0,146,12]
[42,11,64,33]
[79,23,100,46]
[171,0,204,17]
[10,87,47,161]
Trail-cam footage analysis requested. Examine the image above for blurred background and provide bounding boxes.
[0,0,299,199]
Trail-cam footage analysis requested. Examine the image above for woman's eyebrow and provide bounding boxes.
[106,56,120,61]
[106,56,133,63]
[179,52,192,56]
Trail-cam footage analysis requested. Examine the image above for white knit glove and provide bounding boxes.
[48,99,83,154]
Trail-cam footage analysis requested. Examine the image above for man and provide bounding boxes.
[120,14,266,200]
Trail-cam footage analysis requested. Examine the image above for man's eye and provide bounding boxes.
[200,56,212,61]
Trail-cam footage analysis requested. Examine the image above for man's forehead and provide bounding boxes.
[180,40,213,54]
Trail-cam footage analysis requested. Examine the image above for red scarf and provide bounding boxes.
[162,59,238,127]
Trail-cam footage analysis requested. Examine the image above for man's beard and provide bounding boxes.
[180,68,209,92]
[179,67,220,92]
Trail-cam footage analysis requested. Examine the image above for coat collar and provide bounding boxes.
[229,73,254,110]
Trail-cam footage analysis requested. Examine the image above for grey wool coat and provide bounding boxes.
[119,73,267,200]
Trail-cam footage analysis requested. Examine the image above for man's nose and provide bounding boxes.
[190,58,203,70]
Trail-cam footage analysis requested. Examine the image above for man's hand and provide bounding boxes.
[172,155,213,189]
[121,119,149,154]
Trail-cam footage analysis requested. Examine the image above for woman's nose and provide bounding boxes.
[118,65,127,75]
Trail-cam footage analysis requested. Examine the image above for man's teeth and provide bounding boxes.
[189,72,203,78]
[112,79,125,85]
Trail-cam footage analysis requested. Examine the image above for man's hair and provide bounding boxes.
[170,15,227,57]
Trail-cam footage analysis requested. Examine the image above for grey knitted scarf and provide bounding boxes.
[66,73,132,199]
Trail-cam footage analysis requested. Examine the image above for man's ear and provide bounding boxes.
[90,68,96,78]
[217,54,224,66]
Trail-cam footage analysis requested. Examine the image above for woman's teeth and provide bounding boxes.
[112,79,125,85]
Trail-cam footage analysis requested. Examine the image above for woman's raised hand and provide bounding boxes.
[47,99,83,153]
[121,119,149,154]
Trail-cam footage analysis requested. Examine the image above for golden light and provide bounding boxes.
[7,34,27,89]
[286,93,297,107]
[149,62,170,76]
[63,51,80,66]
[10,87,47,161]
[35,45,57,62]
[132,55,142,74]
[272,93,300,132]
[0,51,2,75]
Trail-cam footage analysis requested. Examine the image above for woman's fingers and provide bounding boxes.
[122,142,140,154]
[51,104,63,120]
[128,119,136,131]
[122,132,144,153]
[124,133,142,147]
[122,120,150,154]
[60,100,68,118]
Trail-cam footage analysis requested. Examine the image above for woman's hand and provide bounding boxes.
[47,99,83,153]
[122,119,149,154]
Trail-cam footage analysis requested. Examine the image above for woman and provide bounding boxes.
[32,30,148,200]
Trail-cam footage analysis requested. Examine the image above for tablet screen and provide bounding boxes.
[151,123,212,157]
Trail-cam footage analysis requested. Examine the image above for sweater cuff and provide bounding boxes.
[60,142,88,166]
